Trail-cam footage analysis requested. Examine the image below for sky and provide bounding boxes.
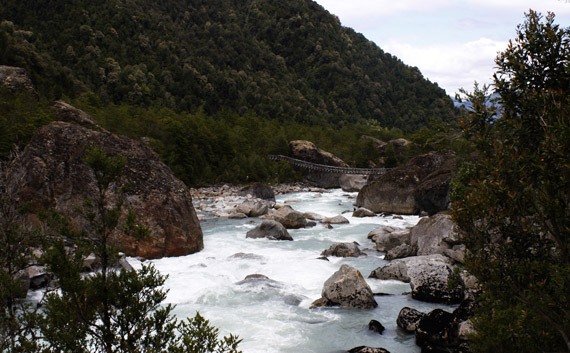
[314,0,570,97]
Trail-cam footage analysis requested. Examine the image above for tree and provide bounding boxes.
[39,146,241,353]
[452,11,570,352]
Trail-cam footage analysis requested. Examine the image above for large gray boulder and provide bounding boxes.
[312,264,377,309]
[369,255,463,304]
[356,151,456,215]
[235,199,270,217]
[323,215,349,224]
[339,174,368,192]
[0,65,36,93]
[409,213,460,257]
[353,207,375,218]
[6,120,203,259]
[368,226,411,252]
[321,242,364,258]
[246,220,293,241]
[272,205,307,229]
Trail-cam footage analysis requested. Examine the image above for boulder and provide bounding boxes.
[5,121,204,259]
[353,207,375,218]
[409,213,460,257]
[289,140,348,188]
[368,320,385,335]
[369,255,463,304]
[238,183,276,202]
[397,307,426,333]
[246,220,293,241]
[356,151,456,215]
[384,244,414,260]
[339,174,368,192]
[0,65,36,93]
[272,206,307,229]
[235,199,269,217]
[369,227,410,252]
[312,264,377,309]
[415,309,457,351]
[303,212,325,221]
[321,242,364,257]
[348,347,391,353]
[323,215,349,224]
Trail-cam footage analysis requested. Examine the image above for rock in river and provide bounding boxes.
[312,264,377,309]
[246,220,293,241]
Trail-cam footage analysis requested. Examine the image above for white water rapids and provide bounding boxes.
[129,189,456,353]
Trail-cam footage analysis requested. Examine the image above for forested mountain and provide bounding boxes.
[0,0,456,131]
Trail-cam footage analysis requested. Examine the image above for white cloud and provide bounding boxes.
[383,38,507,95]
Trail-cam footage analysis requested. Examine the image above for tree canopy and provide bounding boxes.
[452,10,570,352]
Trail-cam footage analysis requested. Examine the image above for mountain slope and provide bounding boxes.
[0,0,456,131]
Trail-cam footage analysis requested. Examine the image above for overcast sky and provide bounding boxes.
[314,0,570,97]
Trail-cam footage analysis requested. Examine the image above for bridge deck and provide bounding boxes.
[268,155,388,175]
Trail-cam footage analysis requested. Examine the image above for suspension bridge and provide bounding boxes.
[268,155,389,175]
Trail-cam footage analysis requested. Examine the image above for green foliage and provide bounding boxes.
[174,312,242,353]
[0,0,457,132]
[37,146,242,353]
[452,11,570,352]
[0,88,54,159]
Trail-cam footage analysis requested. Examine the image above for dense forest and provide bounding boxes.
[0,0,457,131]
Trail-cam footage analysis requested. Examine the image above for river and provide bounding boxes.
[130,188,456,353]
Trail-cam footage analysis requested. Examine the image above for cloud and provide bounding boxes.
[383,38,507,95]
[315,0,453,19]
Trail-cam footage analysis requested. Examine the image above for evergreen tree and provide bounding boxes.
[452,11,570,352]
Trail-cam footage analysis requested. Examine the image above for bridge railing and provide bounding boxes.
[268,155,389,175]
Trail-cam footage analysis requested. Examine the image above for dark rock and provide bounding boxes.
[246,220,293,241]
[312,264,377,309]
[368,320,385,335]
[6,121,204,259]
[356,151,456,215]
[415,309,457,350]
[348,347,391,353]
[321,242,364,258]
[238,183,276,202]
[397,307,426,333]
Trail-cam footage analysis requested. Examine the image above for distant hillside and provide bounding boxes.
[0,0,457,131]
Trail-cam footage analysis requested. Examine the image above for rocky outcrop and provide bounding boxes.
[238,183,276,202]
[321,242,364,257]
[51,100,100,129]
[246,220,293,241]
[289,140,348,188]
[0,65,36,94]
[369,255,463,304]
[384,244,415,260]
[356,151,457,215]
[312,264,377,309]
[397,307,426,333]
[6,121,204,259]
[272,205,307,229]
[339,174,368,192]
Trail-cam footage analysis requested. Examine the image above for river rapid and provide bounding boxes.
[130,188,456,353]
